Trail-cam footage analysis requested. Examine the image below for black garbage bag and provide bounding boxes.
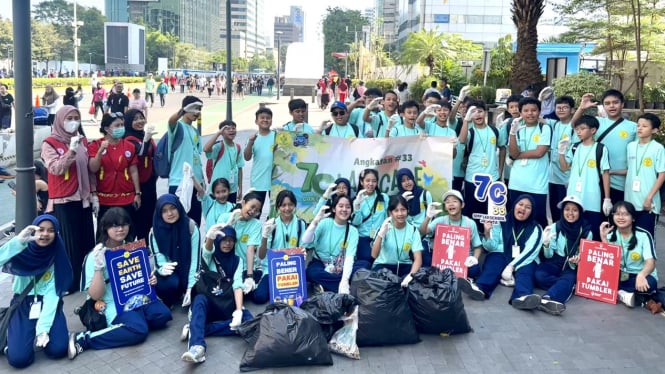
[299,292,357,341]
[350,268,420,347]
[237,304,333,372]
[407,267,472,335]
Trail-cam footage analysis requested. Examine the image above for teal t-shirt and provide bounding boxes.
[426,215,482,255]
[368,110,402,136]
[481,222,542,270]
[464,125,505,183]
[261,216,307,275]
[425,119,465,178]
[202,249,245,290]
[207,141,244,193]
[312,218,359,264]
[168,121,203,186]
[200,195,235,232]
[544,223,593,264]
[350,192,390,237]
[388,124,421,137]
[509,123,552,194]
[564,142,610,213]
[216,213,262,271]
[596,117,637,191]
[325,123,357,138]
[606,228,658,281]
[548,120,579,185]
[407,190,433,228]
[374,223,423,265]
[625,140,665,214]
[247,131,276,191]
[282,121,315,133]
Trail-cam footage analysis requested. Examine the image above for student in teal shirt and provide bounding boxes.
[601,202,658,308]
[624,113,665,237]
[362,89,401,137]
[351,169,390,264]
[203,120,244,201]
[282,99,314,133]
[320,101,359,138]
[1,215,72,369]
[195,178,235,233]
[386,100,421,137]
[507,97,552,229]
[547,96,579,222]
[395,168,432,263]
[314,177,352,216]
[371,195,423,284]
[243,107,275,217]
[303,195,364,293]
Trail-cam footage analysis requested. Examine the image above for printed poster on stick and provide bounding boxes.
[432,224,471,278]
[575,239,621,304]
[104,239,156,314]
[268,248,307,306]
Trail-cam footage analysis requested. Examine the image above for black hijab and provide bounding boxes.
[557,201,592,257]
[212,226,240,279]
[123,109,146,141]
[501,194,539,260]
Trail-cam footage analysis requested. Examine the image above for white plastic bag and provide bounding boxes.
[328,306,360,359]
[176,162,193,213]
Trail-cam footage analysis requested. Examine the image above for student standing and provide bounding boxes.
[351,169,390,265]
[283,99,315,133]
[547,96,578,222]
[0,83,15,129]
[385,100,421,137]
[204,120,244,202]
[362,90,401,137]
[243,108,275,216]
[320,101,359,138]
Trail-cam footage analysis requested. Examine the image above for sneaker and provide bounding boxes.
[512,294,542,310]
[457,278,485,301]
[618,290,635,308]
[230,310,243,331]
[181,345,206,363]
[67,332,84,359]
[500,277,515,287]
[538,296,566,315]
[0,169,14,179]
[180,323,190,342]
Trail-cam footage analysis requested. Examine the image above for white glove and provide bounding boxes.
[402,191,414,202]
[143,125,157,142]
[377,217,392,239]
[91,195,100,217]
[464,106,478,122]
[294,123,304,132]
[243,277,256,294]
[35,332,49,348]
[603,198,613,216]
[181,288,191,307]
[538,87,553,101]
[313,206,331,225]
[426,202,443,219]
[338,279,350,294]
[401,274,413,288]
[506,157,514,167]
[262,218,276,239]
[69,135,81,152]
[367,97,382,110]
[448,137,458,146]
[230,310,243,330]
[17,225,40,244]
[322,183,337,200]
[353,189,368,210]
[226,209,242,226]
[501,266,513,281]
[93,244,106,271]
[423,104,440,116]
[557,139,570,155]
[158,261,178,276]
[388,114,400,129]
[464,256,479,268]
[459,85,470,101]
[509,117,523,136]
[542,224,554,248]
[183,101,203,114]
[182,162,192,178]
[206,223,227,240]
[597,105,608,118]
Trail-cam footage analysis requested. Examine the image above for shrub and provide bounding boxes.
[552,72,609,105]
[0,77,147,90]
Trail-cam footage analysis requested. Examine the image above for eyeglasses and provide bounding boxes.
[613,211,631,217]
[110,223,129,229]
[556,106,571,111]
[109,112,124,119]
[332,111,346,117]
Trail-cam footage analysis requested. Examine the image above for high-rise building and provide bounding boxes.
[106,0,129,22]
[376,0,399,48]
[363,7,376,27]
[220,0,267,58]
[289,6,304,43]
[274,16,300,47]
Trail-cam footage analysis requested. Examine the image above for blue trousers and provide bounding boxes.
[6,296,68,369]
[467,264,481,279]
[81,300,171,350]
[474,252,508,298]
[420,240,432,267]
[510,262,538,302]
[188,294,253,349]
[583,211,604,241]
[535,259,577,303]
[463,181,486,233]
[508,189,548,229]
[372,263,412,278]
[634,211,657,239]
[306,259,367,292]
[155,272,186,308]
[548,183,567,223]
[619,273,658,294]
[357,236,373,263]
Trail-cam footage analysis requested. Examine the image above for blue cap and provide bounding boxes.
[330,101,347,112]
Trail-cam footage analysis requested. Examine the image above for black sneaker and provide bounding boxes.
[457,278,485,300]
[512,294,542,310]
[538,297,566,316]
[0,169,14,179]
[68,332,84,359]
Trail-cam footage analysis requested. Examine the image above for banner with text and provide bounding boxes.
[575,239,621,304]
[268,248,307,306]
[105,240,156,314]
[271,134,454,222]
[432,224,471,278]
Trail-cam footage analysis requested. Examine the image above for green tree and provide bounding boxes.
[472,34,514,88]
[77,7,106,68]
[32,21,60,68]
[400,29,453,74]
[0,18,12,63]
[510,0,545,92]
[322,7,368,74]
[146,30,178,71]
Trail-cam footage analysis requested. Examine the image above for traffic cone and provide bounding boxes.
[127,88,131,96]
[35,95,40,107]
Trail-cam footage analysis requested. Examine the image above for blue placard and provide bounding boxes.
[434,14,450,23]
[268,248,307,306]
[104,240,156,314]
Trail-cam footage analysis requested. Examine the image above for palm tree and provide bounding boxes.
[400,29,452,75]
[510,0,545,92]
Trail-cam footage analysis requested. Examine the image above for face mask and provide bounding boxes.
[64,120,80,133]
[111,128,125,139]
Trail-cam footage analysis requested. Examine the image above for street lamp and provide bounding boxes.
[72,0,84,77]
[276,31,282,100]
[88,52,93,75]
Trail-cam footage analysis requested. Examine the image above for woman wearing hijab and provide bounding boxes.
[1,215,73,368]
[123,109,157,241]
[314,177,352,216]
[42,85,60,126]
[534,196,592,315]
[62,86,83,108]
[41,105,95,293]
[395,168,433,264]
[458,194,544,310]
[149,194,201,308]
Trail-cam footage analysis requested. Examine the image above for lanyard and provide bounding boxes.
[521,126,537,151]
[448,216,464,227]
[512,228,525,244]
[635,141,652,176]
[224,141,239,170]
[392,225,407,262]
[476,127,490,153]
[279,217,293,247]
[618,233,633,271]
[577,143,595,177]
[564,227,583,257]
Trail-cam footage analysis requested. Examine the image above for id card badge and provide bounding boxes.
[620,271,630,282]
[370,229,377,238]
[632,180,641,192]
[228,172,236,185]
[29,301,42,320]
[481,156,489,167]
[512,244,520,258]
[520,159,527,166]
[575,181,583,193]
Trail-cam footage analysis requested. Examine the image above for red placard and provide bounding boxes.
[432,224,471,278]
[575,239,621,304]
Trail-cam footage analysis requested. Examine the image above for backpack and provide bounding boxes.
[571,141,606,198]
[153,122,184,178]
[324,123,359,137]
[270,218,306,249]
[205,141,241,181]
[463,125,500,158]
[33,107,49,126]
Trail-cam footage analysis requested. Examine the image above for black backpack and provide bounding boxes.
[324,123,359,137]
[464,125,500,158]
[571,142,606,198]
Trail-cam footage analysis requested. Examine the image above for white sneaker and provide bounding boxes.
[180,323,190,342]
[500,277,515,287]
[618,290,635,308]
[457,277,485,300]
[181,345,205,363]
[512,294,542,310]
[230,310,243,331]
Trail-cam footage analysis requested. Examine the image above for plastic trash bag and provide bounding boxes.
[351,268,420,346]
[237,304,333,372]
[407,267,472,335]
[299,292,357,341]
[329,306,360,359]
[175,162,193,213]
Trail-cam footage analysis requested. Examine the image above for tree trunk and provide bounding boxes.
[509,0,544,93]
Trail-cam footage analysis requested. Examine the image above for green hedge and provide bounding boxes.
[0,77,147,90]
[351,78,395,93]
